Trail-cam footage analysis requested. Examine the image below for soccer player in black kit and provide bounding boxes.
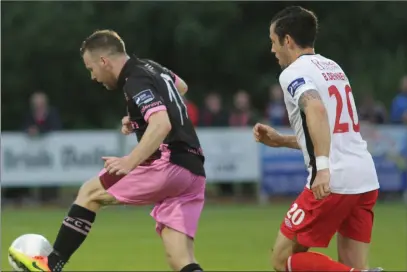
[9,30,206,272]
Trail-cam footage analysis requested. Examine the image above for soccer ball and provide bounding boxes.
[8,234,53,271]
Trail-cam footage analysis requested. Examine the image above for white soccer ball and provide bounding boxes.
[8,234,53,271]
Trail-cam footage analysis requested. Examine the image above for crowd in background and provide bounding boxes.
[19,75,407,138]
[3,75,407,206]
[186,75,407,127]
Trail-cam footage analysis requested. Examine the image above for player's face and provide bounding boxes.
[82,51,117,90]
[269,24,290,69]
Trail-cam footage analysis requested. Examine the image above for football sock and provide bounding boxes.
[287,251,359,271]
[48,204,96,271]
[180,263,204,272]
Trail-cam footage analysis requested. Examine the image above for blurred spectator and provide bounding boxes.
[198,92,229,127]
[4,91,63,206]
[183,96,199,126]
[358,93,387,124]
[229,90,259,127]
[390,75,407,124]
[265,84,288,126]
[24,91,62,204]
[23,91,62,135]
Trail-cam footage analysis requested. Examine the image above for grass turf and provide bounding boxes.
[2,202,406,271]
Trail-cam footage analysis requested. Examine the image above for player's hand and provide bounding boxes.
[311,169,331,200]
[253,123,284,147]
[102,156,134,175]
[121,116,133,135]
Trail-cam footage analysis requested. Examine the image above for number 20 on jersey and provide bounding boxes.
[329,84,360,134]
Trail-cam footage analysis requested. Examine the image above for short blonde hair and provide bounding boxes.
[80,29,126,56]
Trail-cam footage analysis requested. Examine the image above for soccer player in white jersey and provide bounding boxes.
[253,6,382,272]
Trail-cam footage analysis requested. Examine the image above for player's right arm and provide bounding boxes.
[281,135,300,149]
[253,123,300,149]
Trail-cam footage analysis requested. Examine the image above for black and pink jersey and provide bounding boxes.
[117,56,205,177]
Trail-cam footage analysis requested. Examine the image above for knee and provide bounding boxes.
[75,178,106,210]
[271,247,288,272]
[76,184,92,203]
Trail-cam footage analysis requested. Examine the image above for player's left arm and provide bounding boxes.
[125,77,172,167]
[166,69,188,96]
[298,90,331,157]
[147,60,188,95]
[174,74,188,96]
[127,111,171,167]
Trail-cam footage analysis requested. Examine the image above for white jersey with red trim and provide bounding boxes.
[279,54,379,194]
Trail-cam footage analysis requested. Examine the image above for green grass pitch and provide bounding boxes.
[2,203,406,271]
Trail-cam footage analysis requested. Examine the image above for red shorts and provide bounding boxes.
[280,188,379,248]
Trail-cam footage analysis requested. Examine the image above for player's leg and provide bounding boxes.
[152,168,206,271]
[9,172,122,272]
[337,233,370,269]
[84,158,204,271]
[161,227,200,271]
[46,174,122,269]
[271,230,309,271]
[337,189,379,270]
[271,189,362,272]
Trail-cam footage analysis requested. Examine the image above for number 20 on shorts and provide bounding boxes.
[329,84,360,134]
[286,203,305,226]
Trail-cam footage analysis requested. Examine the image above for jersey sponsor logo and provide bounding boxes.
[287,78,306,97]
[140,101,164,115]
[311,59,339,71]
[133,89,155,106]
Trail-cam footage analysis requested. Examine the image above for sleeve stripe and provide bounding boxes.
[144,105,167,122]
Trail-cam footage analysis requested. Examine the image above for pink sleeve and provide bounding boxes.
[144,105,167,122]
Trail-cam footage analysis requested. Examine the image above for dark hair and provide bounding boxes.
[271,6,318,48]
[80,29,126,56]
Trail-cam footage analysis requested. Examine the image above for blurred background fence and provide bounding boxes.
[2,125,407,205]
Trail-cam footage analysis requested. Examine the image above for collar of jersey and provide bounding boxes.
[298,53,316,58]
[117,55,139,90]
[282,53,318,72]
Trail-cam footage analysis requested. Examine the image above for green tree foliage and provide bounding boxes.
[2,2,406,130]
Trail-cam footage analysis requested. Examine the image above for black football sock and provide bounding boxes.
[180,263,203,272]
[48,204,96,271]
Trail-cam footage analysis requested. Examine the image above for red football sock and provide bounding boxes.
[287,252,360,271]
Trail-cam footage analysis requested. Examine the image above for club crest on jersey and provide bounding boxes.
[132,89,154,106]
[287,78,306,97]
